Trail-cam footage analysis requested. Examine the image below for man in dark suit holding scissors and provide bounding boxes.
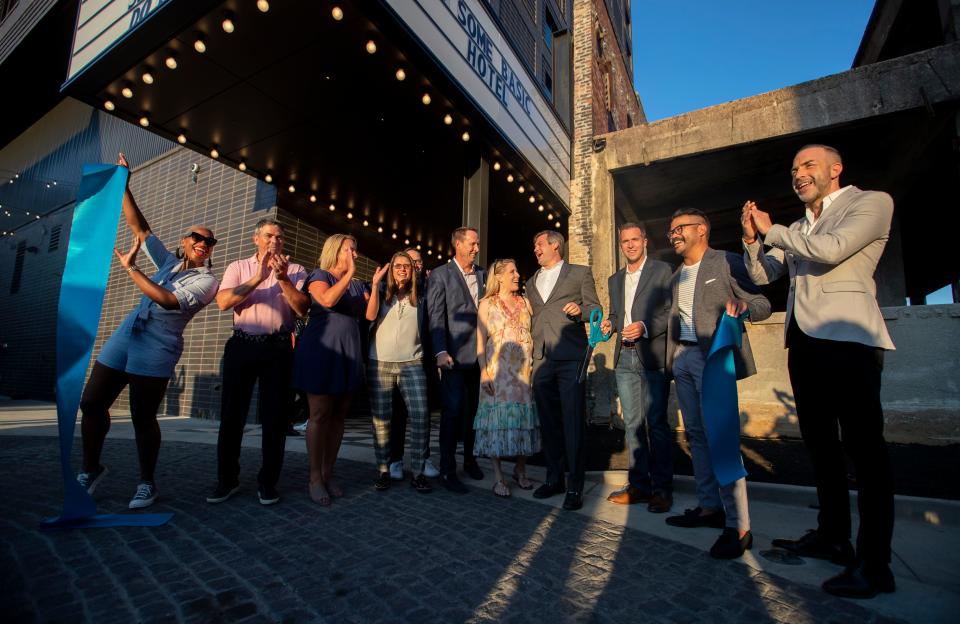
[526,230,601,510]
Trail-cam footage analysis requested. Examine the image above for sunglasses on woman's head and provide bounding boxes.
[188,232,218,246]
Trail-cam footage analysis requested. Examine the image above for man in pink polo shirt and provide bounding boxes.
[207,218,308,505]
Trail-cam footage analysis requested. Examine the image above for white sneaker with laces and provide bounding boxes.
[389,460,404,480]
[128,482,158,509]
[77,465,109,494]
[422,458,440,478]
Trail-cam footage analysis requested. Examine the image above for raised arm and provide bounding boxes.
[741,200,787,285]
[117,153,151,241]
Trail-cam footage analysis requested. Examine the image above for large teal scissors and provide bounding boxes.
[577,308,611,383]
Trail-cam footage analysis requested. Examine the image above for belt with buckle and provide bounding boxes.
[679,339,698,346]
[233,328,291,343]
[621,340,638,347]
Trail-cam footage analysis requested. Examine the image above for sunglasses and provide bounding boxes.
[188,231,218,246]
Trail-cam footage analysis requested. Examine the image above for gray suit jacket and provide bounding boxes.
[526,262,602,361]
[426,260,486,368]
[666,248,771,380]
[743,186,895,350]
[606,258,672,370]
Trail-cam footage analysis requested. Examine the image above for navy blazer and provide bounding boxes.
[426,261,486,368]
[606,258,672,370]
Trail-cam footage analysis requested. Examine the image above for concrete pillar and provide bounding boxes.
[462,154,489,267]
[586,148,619,425]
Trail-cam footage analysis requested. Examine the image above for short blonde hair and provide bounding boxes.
[318,234,356,270]
[482,259,517,300]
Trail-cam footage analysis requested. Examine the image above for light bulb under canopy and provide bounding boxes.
[194,38,206,53]
[329,204,336,211]
[395,68,406,81]
[365,40,377,54]
[257,0,270,12]
[177,134,187,144]
[506,174,514,183]
[104,100,115,111]
[493,162,501,171]
[139,116,149,127]
[141,72,154,84]
[121,86,134,98]
[461,132,470,142]
[331,6,343,20]
[288,185,296,193]
[210,148,219,159]
[164,56,178,70]
[265,174,273,183]
[222,18,235,34]
[238,161,247,171]
[443,114,453,125]
[309,195,317,202]
[421,93,431,105]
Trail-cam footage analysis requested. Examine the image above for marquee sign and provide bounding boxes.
[382,0,572,206]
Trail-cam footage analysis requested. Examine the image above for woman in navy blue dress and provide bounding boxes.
[294,234,369,505]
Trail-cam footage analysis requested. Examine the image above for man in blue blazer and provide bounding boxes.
[601,222,674,513]
[426,227,486,493]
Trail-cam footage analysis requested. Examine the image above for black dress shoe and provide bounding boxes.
[647,493,673,514]
[822,560,896,599]
[440,473,469,494]
[532,481,565,499]
[463,461,484,481]
[562,490,583,510]
[772,530,855,565]
[665,507,725,528]
[709,528,753,559]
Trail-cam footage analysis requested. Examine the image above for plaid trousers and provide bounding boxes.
[367,359,429,473]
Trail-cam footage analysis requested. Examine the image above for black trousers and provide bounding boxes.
[532,357,586,491]
[216,335,293,489]
[438,365,479,475]
[80,361,170,482]
[787,317,894,564]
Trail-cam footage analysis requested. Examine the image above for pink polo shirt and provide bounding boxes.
[220,254,307,335]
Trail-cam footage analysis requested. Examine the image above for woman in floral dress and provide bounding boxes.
[474,259,540,497]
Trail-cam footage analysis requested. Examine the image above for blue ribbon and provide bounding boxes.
[701,312,749,488]
[41,164,171,528]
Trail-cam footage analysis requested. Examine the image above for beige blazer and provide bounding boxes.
[743,186,895,350]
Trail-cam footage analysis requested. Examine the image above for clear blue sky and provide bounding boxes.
[630,0,955,304]
[631,1,876,121]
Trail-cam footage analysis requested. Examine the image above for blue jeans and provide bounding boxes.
[673,344,750,531]
[615,348,672,495]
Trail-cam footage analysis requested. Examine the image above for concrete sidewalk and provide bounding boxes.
[1,399,957,623]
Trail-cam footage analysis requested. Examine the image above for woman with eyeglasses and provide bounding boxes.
[77,153,219,510]
[365,251,432,493]
[294,234,370,505]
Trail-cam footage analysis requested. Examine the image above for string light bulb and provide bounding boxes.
[362,219,369,226]
[538,204,544,212]
[405,238,410,245]
[365,40,377,54]
[443,114,453,125]
[506,174,514,183]
[288,184,296,193]
[377,226,383,233]
[461,132,470,142]
[104,100,115,111]
[421,93,431,105]
[238,161,247,171]
[139,116,149,127]
[177,134,187,144]
[554,221,561,228]
[331,6,343,20]
[309,194,317,202]
[547,213,553,220]
[529,196,535,203]
[493,162,501,171]
[391,233,397,239]
[347,212,354,219]
[194,37,206,53]
[121,86,134,98]
[265,174,273,183]
[395,68,406,81]
[164,56,178,69]
[257,0,270,12]
[141,71,154,84]
[518,186,525,193]
[329,204,336,211]
[222,17,235,34]
[210,148,219,159]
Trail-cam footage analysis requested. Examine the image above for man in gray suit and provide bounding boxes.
[427,227,486,493]
[526,230,601,510]
[664,208,771,560]
[600,222,674,513]
[742,144,896,598]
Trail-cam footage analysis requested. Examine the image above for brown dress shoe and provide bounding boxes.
[607,486,652,505]
[647,493,673,513]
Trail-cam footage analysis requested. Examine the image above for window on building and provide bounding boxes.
[544,5,559,51]
[48,225,62,252]
[10,240,25,294]
[543,66,553,99]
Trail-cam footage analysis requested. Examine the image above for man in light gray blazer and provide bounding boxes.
[526,230,601,511]
[664,207,771,561]
[742,144,896,599]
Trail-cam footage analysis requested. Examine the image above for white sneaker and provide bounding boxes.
[77,464,108,494]
[422,458,440,478]
[129,482,158,509]
[389,461,404,480]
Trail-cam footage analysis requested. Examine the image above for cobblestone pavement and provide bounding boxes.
[0,437,897,623]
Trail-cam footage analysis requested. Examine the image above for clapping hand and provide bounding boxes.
[741,201,758,242]
[271,253,290,281]
[371,263,390,285]
[257,250,275,281]
[115,236,141,269]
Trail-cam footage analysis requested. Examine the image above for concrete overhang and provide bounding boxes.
[58,0,567,270]
[594,41,960,301]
